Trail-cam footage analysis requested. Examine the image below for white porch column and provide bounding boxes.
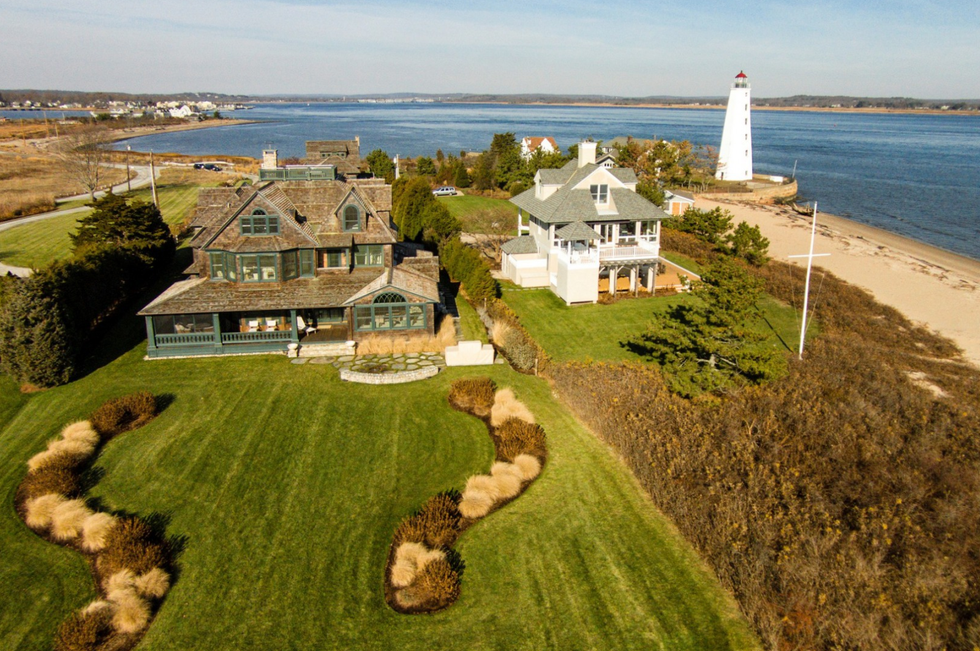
[629,266,637,294]
[609,266,618,295]
[517,209,522,235]
[646,265,655,293]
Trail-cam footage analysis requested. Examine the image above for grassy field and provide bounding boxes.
[0,326,758,650]
[438,194,518,234]
[501,287,801,363]
[455,293,489,343]
[0,169,230,269]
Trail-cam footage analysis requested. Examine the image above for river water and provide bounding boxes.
[24,102,979,260]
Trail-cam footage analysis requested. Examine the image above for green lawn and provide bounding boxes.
[0,333,758,650]
[502,288,801,364]
[0,210,90,268]
[456,294,489,343]
[0,184,205,269]
[438,194,518,235]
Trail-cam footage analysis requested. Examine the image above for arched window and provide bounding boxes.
[252,209,266,216]
[240,209,278,235]
[343,205,361,231]
[374,292,405,304]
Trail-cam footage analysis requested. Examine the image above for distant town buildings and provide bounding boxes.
[715,71,753,182]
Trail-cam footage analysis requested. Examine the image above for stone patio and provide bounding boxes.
[291,352,446,372]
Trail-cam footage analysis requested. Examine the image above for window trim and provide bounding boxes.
[353,244,384,268]
[343,204,362,232]
[240,211,280,236]
[590,184,609,205]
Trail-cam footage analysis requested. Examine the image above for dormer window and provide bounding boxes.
[240,209,280,236]
[343,204,361,231]
[590,184,609,204]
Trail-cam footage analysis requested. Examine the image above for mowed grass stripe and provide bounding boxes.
[0,342,758,650]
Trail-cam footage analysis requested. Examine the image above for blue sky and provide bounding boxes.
[2,0,978,97]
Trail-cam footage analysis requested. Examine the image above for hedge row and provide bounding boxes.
[0,245,172,388]
[14,392,169,651]
[439,238,498,302]
[485,298,549,374]
[384,379,546,613]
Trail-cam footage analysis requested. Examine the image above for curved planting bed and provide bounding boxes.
[384,378,547,613]
[13,392,173,651]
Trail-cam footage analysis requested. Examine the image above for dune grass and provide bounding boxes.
[0,325,758,650]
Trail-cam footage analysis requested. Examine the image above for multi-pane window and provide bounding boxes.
[282,250,298,280]
[209,252,225,279]
[299,249,315,277]
[354,293,427,332]
[240,254,278,282]
[322,249,349,269]
[152,314,214,334]
[240,209,280,236]
[353,244,384,267]
[590,184,609,204]
[343,205,361,231]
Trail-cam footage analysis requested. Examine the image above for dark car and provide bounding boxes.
[193,163,205,170]
[203,164,222,172]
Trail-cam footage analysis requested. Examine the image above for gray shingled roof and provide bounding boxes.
[555,222,600,241]
[510,163,667,225]
[501,236,539,255]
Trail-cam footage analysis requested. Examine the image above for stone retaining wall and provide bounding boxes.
[699,179,798,204]
[340,366,440,385]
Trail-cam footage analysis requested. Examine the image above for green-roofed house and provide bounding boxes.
[502,141,672,304]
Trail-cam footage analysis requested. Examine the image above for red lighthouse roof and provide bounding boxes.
[735,71,748,78]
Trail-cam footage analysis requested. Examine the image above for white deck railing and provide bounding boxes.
[598,241,659,262]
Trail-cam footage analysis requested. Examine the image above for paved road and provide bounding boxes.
[0,164,159,277]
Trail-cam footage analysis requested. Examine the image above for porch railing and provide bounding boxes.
[155,332,215,346]
[599,241,659,262]
[221,331,293,344]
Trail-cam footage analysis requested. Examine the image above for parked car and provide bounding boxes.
[193,163,205,169]
[432,186,457,196]
[203,164,222,172]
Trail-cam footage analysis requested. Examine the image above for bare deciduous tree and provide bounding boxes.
[55,125,112,201]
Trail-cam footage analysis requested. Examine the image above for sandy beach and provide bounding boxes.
[696,198,980,367]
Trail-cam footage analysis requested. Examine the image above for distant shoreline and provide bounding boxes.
[447,100,980,117]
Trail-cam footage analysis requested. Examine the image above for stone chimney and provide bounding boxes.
[578,141,597,168]
[262,149,278,170]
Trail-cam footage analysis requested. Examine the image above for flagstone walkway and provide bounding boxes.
[290,352,446,372]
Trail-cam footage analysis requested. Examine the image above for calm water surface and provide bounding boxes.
[81,103,980,260]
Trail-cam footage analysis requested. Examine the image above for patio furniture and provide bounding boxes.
[247,320,260,332]
[296,316,317,336]
[266,319,278,331]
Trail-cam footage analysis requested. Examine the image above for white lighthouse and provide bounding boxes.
[715,71,753,182]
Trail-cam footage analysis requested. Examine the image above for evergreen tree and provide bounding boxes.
[727,222,770,266]
[392,177,435,241]
[71,192,174,265]
[669,207,734,246]
[416,156,437,176]
[626,257,786,397]
[365,149,395,183]
[453,163,471,189]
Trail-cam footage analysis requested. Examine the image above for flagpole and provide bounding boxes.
[788,202,830,360]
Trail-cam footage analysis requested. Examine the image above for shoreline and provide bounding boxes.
[697,197,980,366]
[446,100,980,117]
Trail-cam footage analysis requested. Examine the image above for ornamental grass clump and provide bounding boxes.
[54,608,112,651]
[490,388,535,427]
[133,568,170,600]
[464,474,501,501]
[61,421,100,447]
[412,559,462,611]
[458,487,494,520]
[447,377,497,418]
[25,493,67,529]
[494,418,546,462]
[394,492,461,548]
[98,517,169,577]
[90,391,157,437]
[513,454,542,481]
[19,463,83,501]
[50,499,93,541]
[80,512,117,552]
[109,589,150,634]
[490,462,524,499]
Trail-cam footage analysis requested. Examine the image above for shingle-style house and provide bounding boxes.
[138,145,440,359]
[501,141,672,305]
[664,189,695,216]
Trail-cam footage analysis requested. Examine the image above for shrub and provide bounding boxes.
[90,391,157,437]
[390,555,419,589]
[104,569,136,594]
[458,488,494,519]
[81,512,117,552]
[54,608,112,651]
[50,499,93,541]
[19,465,83,501]
[494,418,546,461]
[28,445,91,472]
[513,454,542,482]
[490,388,535,427]
[47,437,97,460]
[447,377,497,418]
[413,559,462,611]
[393,587,422,610]
[25,493,67,529]
[134,567,170,600]
[489,462,523,499]
[98,517,169,577]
